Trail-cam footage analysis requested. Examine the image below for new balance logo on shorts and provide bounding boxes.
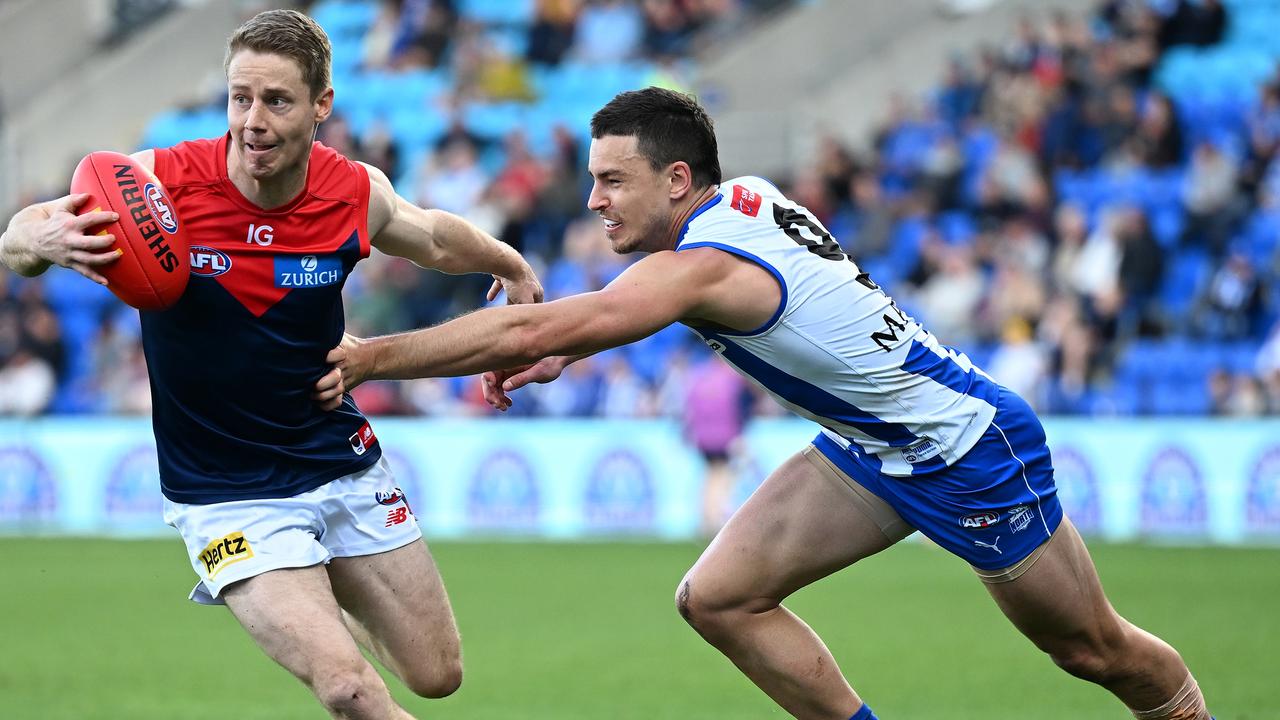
[199,531,253,578]
[385,507,409,527]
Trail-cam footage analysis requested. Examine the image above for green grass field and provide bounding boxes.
[0,538,1275,719]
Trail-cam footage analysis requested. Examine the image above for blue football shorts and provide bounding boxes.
[813,387,1064,570]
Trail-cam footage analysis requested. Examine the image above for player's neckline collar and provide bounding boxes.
[672,187,722,248]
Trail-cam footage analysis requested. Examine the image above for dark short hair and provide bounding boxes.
[591,87,722,188]
[225,9,331,101]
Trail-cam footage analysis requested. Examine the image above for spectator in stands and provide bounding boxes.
[417,137,489,216]
[1049,202,1090,294]
[1243,83,1280,198]
[1182,140,1245,257]
[1157,0,1227,50]
[682,355,748,535]
[1132,91,1183,168]
[1195,252,1266,340]
[1114,207,1164,334]
[527,0,579,66]
[0,345,56,416]
[987,316,1049,411]
[598,352,653,417]
[844,171,894,259]
[910,243,985,345]
[573,0,645,62]
[642,0,694,57]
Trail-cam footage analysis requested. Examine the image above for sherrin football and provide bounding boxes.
[70,151,189,310]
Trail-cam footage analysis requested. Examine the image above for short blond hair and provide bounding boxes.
[225,9,331,101]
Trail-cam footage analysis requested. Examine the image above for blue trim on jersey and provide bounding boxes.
[676,194,723,244]
[678,241,788,336]
[709,334,919,445]
[902,340,1001,406]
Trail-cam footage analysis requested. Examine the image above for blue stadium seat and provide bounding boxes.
[463,102,526,140]
[310,0,378,42]
[937,211,976,245]
[459,0,536,25]
[1158,249,1209,321]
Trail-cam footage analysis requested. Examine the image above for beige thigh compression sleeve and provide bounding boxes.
[801,445,915,543]
[970,514,1080,584]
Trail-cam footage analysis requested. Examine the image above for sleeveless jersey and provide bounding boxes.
[147,135,380,503]
[677,176,1000,477]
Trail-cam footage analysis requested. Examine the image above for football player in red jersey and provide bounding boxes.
[0,10,541,719]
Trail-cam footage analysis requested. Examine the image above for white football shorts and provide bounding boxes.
[163,457,421,605]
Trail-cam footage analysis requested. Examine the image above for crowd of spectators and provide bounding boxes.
[3,0,1279,420]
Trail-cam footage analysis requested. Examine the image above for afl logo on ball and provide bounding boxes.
[189,246,231,277]
[143,183,178,233]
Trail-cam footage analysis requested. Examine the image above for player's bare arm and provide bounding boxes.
[313,246,779,410]
[0,194,121,283]
[361,161,542,305]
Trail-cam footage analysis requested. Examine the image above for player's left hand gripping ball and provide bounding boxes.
[70,151,190,310]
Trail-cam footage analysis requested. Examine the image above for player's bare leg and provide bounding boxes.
[984,517,1209,719]
[329,539,463,698]
[677,447,912,719]
[222,566,417,720]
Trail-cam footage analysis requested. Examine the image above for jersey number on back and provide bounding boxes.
[772,204,846,261]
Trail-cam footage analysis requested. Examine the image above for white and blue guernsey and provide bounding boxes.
[675,176,1061,569]
[677,176,999,477]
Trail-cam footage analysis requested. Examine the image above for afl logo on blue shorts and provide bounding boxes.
[143,183,178,234]
[959,511,1000,530]
[190,246,231,277]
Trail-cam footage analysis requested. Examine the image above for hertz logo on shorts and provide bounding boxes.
[199,532,253,578]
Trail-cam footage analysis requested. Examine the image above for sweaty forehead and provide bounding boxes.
[227,50,307,93]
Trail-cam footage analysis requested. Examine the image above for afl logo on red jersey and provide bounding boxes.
[143,183,179,234]
[189,246,231,277]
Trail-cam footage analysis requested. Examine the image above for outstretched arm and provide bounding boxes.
[313,249,724,409]
[362,162,542,304]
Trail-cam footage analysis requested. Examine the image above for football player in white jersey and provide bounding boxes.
[314,88,1210,720]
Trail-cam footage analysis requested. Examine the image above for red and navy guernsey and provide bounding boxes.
[147,134,380,503]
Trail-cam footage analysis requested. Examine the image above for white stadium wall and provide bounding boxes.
[1,418,1278,544]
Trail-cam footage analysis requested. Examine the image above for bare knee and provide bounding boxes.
[312,666,388,718]
[675,575,776,636]
[1043,622,1133,685]
[403,656,463,699]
